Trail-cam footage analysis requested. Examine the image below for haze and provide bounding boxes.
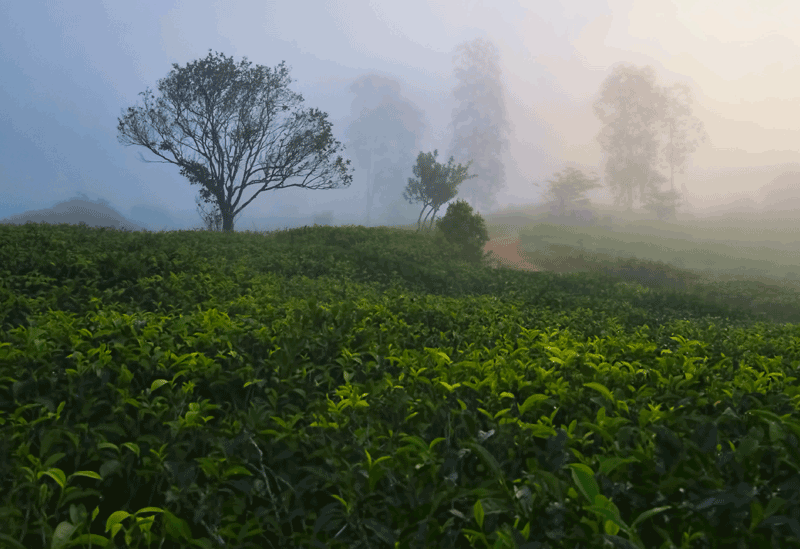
[2,0,800,233]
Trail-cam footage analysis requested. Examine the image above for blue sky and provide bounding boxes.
[2,0,800,232]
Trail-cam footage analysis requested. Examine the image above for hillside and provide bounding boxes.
[2,220,800,549]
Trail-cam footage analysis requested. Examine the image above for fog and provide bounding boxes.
[2,1,800,234]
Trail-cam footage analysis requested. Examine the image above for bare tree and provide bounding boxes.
[593,64,667,210]
[117,50,353,232]
[403,150,477,232]
[446,37,512,213]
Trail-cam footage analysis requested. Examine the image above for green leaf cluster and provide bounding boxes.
[2,221,800,548]
[434,199,491,265]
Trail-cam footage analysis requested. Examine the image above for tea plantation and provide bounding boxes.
[2,220,800,548]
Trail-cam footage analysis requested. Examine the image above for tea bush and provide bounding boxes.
[434,199,490,265]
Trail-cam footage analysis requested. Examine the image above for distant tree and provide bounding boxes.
[313,210,334,226]
[603,155,655,208]
[403,149,477,232]
[599,76,707,221]
[117,49,353,233]
[593,64,667,210]
[652,81,709,192]
[543,166,602,217]
[642,186,682,221]
[446,37,512,213]
[371,158,421,224]
[68,191,112,209]
[343,75,426,226]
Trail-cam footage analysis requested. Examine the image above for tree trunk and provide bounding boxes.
[417,204,428,231]
[366,150,373,227]
[221,202,235,232]
[421,206,437,232]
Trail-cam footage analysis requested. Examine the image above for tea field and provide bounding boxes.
[2,220,800,548]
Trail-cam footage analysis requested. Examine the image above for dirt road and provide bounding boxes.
[482,233,541,272]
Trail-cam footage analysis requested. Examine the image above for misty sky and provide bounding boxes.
[2,0,800,232]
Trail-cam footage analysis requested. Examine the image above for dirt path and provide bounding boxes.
[482,233,541,272]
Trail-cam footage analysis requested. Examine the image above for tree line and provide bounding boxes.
[117,44,707,233]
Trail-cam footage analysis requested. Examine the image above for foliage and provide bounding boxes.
[117,49,353,232]
[343,78,425,226]
[195,193,224,231]
[543,167,603,217]
[403,149,478,231]
[593,65,708,220]
[3,221,800,549]
[593,64,668,211]
[516,219,800,319]
[642,187,683,221]
[652,82,709,191]
[446,37,511,212]
[434,199,491,265]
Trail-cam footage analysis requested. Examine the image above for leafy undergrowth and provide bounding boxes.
[1,221,800,548]
[515,223,800,325]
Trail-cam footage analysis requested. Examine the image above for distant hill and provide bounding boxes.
[0,197,150,232]
[758,170,800,212]
[0,196,408,234]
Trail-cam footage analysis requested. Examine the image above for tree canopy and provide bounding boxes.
[117,49,353,232]
[403,150,477,232]
[543,167,602,216]
[593,64,667,210]
[446,37,511,212]
[652,82,709,192]
[593,63,708,219]
[344,75,425,226]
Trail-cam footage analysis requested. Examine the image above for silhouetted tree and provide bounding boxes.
[543,167,602,217]
[446,37,512,213]
[642,186,682,221]
[653,81,709,192]
[593,64,667,210]
[403,150,477,231]
[117,50,353,232]
[344,75,426,226]
[612,76,707,220]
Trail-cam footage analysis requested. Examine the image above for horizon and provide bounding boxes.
[3,1,800,233]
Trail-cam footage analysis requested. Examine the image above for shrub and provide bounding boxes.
[434,199,490,265]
